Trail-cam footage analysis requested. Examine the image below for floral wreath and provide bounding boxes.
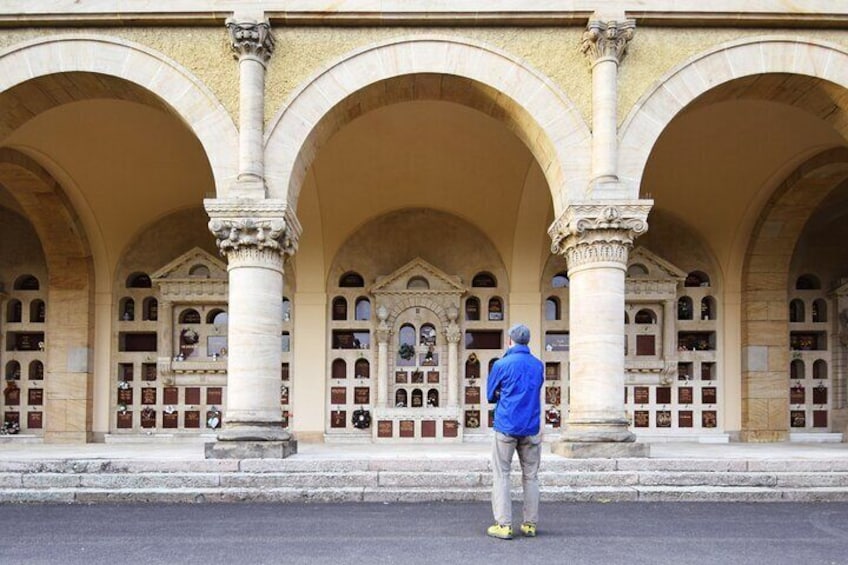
[181,328,199,345]
[398,343,416,360]
[351,408,371,429]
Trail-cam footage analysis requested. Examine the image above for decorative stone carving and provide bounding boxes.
[206,200,301,258]
[226,19,275,62]
[548,203,651,269]
[581,19,636,64]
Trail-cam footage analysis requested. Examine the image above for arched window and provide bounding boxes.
[211,311,228,326]
[411,388,424,408]
[684,271,710,288]
[420,324,437,345]
[206,308,226,324]
[6,299,22,323]
[332,296,348,321]
[813,359,827,379]
[339,271,365,287]
[789,299,805,323]
[465,354,480,379]
[354,297,371,321]
[29,360,43,380]
[355,359,370,379]
[427,389,439,408]
[395,389,408,407]
[472,272,497,288]
[281,332,290,352]
[282,297,292,321]
[488,297,503,321]
[812,299,827,323]
[627,264,649,277]
[465,297,480,321]
[119,297,135,321]
[407,276,429,290]
[790,359,805,380]
[795,274,821,290]
[14,274,39,290]
[126,272,152,288]
[332,358,347,380]
[29,299,45,323]
[634,309,656,324]
[179,308,201,324]
[677,297,693,320]
[143,297,159,321]
[5,361,20,380]
[399,324,415,347]
[545,297,560,321]
[551,272,569,288]
[188,264,210,278]
[701,296,716,321]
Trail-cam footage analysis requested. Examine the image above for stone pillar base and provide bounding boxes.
[205,439,298,459]
[561,419,636,443]
[552,441,649,459]
[739,430,789,443]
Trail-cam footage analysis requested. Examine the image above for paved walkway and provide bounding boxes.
[1,440,847,461]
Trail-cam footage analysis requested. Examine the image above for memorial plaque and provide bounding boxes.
[427,371,440,384]
[411,371,424,384]
[411,391,423,407]
[634,410,650,427]
[465,361,480,379]
[465,386,481,405]
[678,410,693,428]
[634,386,650,405]
[140,410,156,428]
[163,387,179,405]
[443,420,458,438]
[185,387,201,405]
[184,410,200,428]
[395,371,408,384]
[281,363,290,381]
[791,410,806,428]
[117,411,133,428]
[701,363,715,381]
[117,388,133,404]
[330,386,347,404]
[678,387,693,405]
[656,387,671,404]
[545,386,561,405]
[207,387,223,405]
[702,387,717,404]
[545,363,560,381]
[813,410,828,428]
[656,410,672,428]
[354,387,370,404]
[28,388,43,406]
[399,420,415,438]
[4,387,20,405]
[141,388,157,405]
[813,386,828,405]
[142,364,157,381]
[330,410,346,428]
[377,420,393,438]
[27,411,42,429]
[421,420,436,437]
[162,412,178,428]
[790,386,805,404]
[464,410,480,428]
[702,410,717,428]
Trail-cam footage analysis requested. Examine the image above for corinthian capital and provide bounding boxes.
[581,19,635,64]
[226,19,275,62]
[205,199,301,258]
[548,202,651,270]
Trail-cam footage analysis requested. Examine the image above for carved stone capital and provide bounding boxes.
[581,19,635,65]
[549,202,651,270]
[226,19,275,63]
[375,327,391,344]
[445,322,462,344]
[205,199,301,259]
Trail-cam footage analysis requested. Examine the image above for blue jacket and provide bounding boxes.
[487,344,544,436]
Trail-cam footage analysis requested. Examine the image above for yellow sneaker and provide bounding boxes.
[520,523,537,537]
[487,524,513,540]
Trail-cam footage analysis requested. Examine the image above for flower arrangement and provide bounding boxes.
[398,343,416,360]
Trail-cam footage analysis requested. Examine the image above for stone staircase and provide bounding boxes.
[1,455,848,503]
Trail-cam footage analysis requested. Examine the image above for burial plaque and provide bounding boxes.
[27,411,42,429]
[421,420,436,437]
[377,420,393,438]
[443,420,458,438]
[465,386,481,405]
[399,420,415,438]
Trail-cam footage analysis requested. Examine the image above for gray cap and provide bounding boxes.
[508,323,530,345]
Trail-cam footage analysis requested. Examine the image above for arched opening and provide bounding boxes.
[677,297,693,320]
[789,299,806,323]
[545,297,560,321]
[332,296,348,321]
[354,297,371,321]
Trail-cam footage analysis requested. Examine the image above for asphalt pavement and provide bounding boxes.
[0,501,846,565]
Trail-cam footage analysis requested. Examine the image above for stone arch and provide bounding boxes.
[620,36,848,196]
[385,298,449,330]
[265,36,591,215]
[0,148,93,442]
[741,147,848,441]
[0,34,238,194]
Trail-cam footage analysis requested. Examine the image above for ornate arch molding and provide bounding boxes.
[265,36,591,215]
[620,36,848,197]
[0,35,238,195]
[740,147,848,441]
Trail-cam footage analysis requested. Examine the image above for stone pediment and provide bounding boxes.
[627,247,686,300]
[370,258,466,296]
[151,247,228,301]
[628,247,687,281]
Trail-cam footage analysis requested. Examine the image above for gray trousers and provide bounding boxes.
[491,431,542,526]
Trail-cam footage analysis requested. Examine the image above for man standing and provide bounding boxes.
[486,323,544,540]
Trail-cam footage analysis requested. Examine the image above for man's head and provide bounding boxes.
[508,323,530,345]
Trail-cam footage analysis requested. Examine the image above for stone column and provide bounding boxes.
[581,18,635,187]
[662,298,676,359]
[205,200,301,458]
[226,18,275,198]
[376,307,390,409]
[549,203,651,458]
[445,309,461,409]
[156,299,174,384]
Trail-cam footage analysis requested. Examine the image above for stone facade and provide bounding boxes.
[0,1,846,449]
